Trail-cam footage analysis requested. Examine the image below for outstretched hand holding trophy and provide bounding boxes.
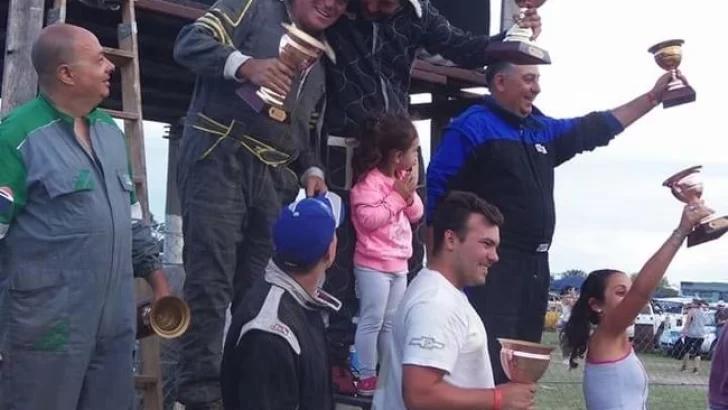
[648,39,696,108]
[485,0,550,64]
[663,165,728,247]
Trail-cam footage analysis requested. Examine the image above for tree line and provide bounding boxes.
[552,269,679,297]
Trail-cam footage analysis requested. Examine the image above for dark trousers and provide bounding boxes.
[322,136,426,345]
[175,124,299,406]
[467,247,551,385]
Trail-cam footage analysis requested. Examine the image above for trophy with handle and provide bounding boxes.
[485,0,551,65]
[499,338,555,383]
[648,39,696,108]
[237,23,327,123]
[663,165,728,247]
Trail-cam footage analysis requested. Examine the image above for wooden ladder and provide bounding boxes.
[46,1,162,410]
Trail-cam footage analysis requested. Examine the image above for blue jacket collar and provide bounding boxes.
[482,95,546,129]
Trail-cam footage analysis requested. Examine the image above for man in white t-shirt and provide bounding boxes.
[373,191,537,410]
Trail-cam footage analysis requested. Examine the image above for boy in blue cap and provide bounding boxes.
[220,192,344,410]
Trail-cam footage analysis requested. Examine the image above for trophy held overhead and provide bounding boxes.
[648,39,697,109]
[662,165,728,248]
[485,0,551,65]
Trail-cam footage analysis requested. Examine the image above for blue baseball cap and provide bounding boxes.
[273,191,344,270]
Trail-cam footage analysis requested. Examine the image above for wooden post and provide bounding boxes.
[429,94,450,152]
[1,0,45,117]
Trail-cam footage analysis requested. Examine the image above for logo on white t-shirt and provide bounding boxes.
[408,336,445,350]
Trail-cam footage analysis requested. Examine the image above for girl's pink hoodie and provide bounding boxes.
[350,168,424,273]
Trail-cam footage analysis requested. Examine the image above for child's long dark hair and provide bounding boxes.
[561,269,621,369]
[352,111,417,180]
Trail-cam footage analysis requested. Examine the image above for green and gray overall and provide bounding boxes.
[0,94,162,410]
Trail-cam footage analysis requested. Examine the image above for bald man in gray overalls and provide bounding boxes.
[0,24,170,410]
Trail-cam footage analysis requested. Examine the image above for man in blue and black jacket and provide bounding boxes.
[426,61,684,385]
[318,0,542,345]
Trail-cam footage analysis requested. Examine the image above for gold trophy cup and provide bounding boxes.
[499,338,555,383]
[648,39,696,108]
[485,0,550,65]
[238,23,327,123]
[662,165,728,247]
[136,295,191,339]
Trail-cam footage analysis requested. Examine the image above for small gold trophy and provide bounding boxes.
[238,23,327,123]
[648,39,696,108]
[485,0,551,65]
[136,295,191,339]
[662,165,728,247]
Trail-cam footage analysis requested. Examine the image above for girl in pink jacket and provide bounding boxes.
[350,113,424,396]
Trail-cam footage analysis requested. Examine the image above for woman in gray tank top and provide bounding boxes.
[560,201,712,410]
[681,298,707,373]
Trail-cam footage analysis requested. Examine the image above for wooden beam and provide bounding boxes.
[409,98,474,121]
[1,0,44,117]
[413,60,485,86]
[135,0,203,20]
[411,67,447,85]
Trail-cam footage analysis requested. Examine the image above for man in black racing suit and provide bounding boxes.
[221,192,344,410]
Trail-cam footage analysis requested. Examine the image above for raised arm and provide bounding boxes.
[610,71,682,128]
[0,133,27,241]
[418,0,540,69]
[417,0,501,69]
[545,71,685,166]
[541,111,624,166]
[599,202,712,336]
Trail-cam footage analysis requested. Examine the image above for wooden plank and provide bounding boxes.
[103,46,134,66]
[413,60,486,85]
[1,0,45,117]
[102,108,140,120]
[411,68,446,85]
[135,0,204,19]
[119,0,150,221]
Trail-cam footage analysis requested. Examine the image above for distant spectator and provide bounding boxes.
[716,302,728,339]
[680,298,707,374]
[557,288,577,365]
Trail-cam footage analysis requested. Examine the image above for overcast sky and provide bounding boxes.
[138,0,726,287]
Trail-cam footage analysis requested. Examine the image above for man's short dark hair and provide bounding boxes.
[430,191,504,255]
[485,61,514,89]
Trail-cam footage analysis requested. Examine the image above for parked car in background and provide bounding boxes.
[628,301,666,352]
[659,308,718,359]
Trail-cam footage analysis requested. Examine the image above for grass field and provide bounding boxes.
[536,331,710,409]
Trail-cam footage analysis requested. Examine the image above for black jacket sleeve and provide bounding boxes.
[418,0,505,69]
[542,111,625,167]
[233,331,300,410]
[173,0,258,79]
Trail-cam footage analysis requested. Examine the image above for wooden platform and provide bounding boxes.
[0,0,486,125]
